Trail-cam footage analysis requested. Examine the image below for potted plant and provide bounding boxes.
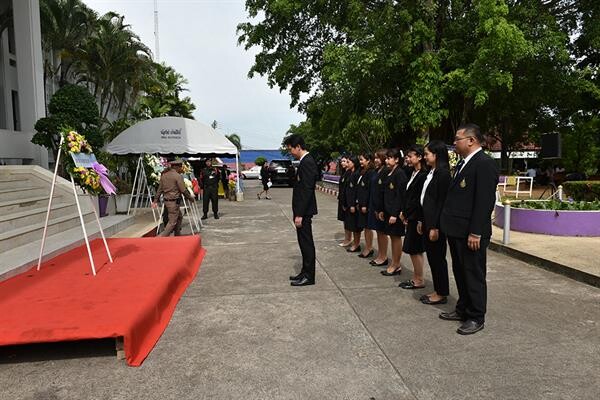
[113,177,133,213]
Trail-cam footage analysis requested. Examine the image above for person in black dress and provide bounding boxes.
[380,149,408,276]
[370,149,390,266]
[337,156,352,247]
[417,140,451,305]
[357,153,375,258]
[344,156,362,252]
[399,145,428,290]
[257,161,271,199]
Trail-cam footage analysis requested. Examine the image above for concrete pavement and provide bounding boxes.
[0,180,599,400]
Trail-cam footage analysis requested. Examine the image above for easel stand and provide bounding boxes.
[128,155,159,226]
[37,136,113,276]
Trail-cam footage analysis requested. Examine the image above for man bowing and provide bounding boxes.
[284,134,318,286]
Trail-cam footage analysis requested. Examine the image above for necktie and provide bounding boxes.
[454,159,465,179]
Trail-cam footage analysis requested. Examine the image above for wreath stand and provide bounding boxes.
[37,136,113,276]
[127,155,159,230]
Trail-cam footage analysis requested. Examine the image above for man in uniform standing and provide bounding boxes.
[439,123,499,335]
[285,134,318,286]
[152,159,195,237]
[201,158,220,219]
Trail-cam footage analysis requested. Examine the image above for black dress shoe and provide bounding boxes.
[369,259,388,267]
[346,246,361,253]
[358,249,375,258]
[290,276,315,286]
[201,215,208,220]
[439,311,466,321]
[457,320,485,335]
[289,273,304,281]
[421,296,448,305]
[214,213,220,219]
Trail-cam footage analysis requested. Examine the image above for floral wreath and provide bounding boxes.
[61,129,114,195]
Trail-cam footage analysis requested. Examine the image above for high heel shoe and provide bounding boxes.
[347,246,361,253]
[338,242,351,247]
[369,259,388,266]
[358,249,375,258]
[380,267,402,276]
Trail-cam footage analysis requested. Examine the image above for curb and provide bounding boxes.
[316,184,338,197]
[489,241,600,288]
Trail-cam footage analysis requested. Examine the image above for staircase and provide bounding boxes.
[0,166,134,281]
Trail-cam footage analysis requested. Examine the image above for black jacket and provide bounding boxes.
[356,169,374,208]
[383,167,408,217]
[337,170,350,207]
[344,170,360,209]
[402,169,427,221]
[440,150,499,238]
[372,167,388,213]
[418,168,451,231]
[292,153,319,217]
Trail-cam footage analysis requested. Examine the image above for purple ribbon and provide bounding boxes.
[92,162,117,195]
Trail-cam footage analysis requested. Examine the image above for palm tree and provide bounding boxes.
[225,134,242,151]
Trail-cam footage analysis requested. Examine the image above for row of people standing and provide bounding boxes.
[336,124,499,335]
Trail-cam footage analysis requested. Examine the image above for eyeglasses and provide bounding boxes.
[454,136,473,142]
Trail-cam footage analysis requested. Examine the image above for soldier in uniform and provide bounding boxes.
[152,158,195,237]
[200,158,220,219]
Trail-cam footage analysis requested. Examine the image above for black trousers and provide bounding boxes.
[424,231,449,296]
[447,236,489,323]
[296,215,315,281]
[203,186,218,215]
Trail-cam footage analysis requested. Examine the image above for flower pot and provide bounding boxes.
[236,192,244,202]
[115,194,132,214]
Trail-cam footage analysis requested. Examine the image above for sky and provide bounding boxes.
[82,0,304,149]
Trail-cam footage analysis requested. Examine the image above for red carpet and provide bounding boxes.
[0,236,205,366]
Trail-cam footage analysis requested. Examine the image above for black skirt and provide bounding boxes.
[356,208,368,230]
[345,209,362,232]
[337,202,345,221]
[402,220,425,254]
[384,213,405,237]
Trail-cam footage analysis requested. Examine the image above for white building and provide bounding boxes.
[0,0,48,168]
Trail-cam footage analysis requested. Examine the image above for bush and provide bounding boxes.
[563,181,600,201]
[511,199,600,211]
[254,156,267,166]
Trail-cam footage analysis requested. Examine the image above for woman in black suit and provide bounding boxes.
[399,145,428,290]
[380,149,408,276]
[337,156,352,247]
[370,149,390,266]
[417,140,451,305]
[344,156,362,252]
[356,153,375,258]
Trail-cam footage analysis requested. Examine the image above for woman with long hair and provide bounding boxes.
[380,149,408,276]
[398,145,428,290]
[344,155,362,252]
[417,140,451,305]
[356,152,375,258]
[337,156,352,247]
[370,149,390,266]
[257,160,272,200]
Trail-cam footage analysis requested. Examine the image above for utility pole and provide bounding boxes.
[154,0,160,62]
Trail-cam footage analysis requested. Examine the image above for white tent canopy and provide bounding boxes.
[105,116,238,157]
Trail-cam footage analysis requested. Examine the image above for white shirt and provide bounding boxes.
[406,169,419,190]
[299,152,309,162]
[420,168,435,206]
[456,147,482,176]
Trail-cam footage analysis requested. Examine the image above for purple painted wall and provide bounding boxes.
[322,174,340,183]
[494,203,600,236]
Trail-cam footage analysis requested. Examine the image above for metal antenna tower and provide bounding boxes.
[154,0,160,62]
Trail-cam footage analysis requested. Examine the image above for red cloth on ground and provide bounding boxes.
[0,236,205,366]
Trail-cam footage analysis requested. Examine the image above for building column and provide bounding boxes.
[13,0,47,168]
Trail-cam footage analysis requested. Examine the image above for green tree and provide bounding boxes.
[225,133,242,151]
[254,156,267,166]
[32,84,101,165]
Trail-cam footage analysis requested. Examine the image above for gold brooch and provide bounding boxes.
[297,175,300,181]
[389,183,394,189]
[378,179,382,184]
[350,183,354,187]
[361,181,365,186]
[460,178,466,188]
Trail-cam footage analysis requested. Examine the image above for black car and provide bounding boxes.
[268,159,295,186]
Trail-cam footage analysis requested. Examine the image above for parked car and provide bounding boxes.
[268,159,295,186]
[241,165,261,179]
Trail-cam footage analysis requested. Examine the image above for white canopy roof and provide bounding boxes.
[105,117,238,156]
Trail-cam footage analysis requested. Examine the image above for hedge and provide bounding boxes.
[562,181,600,201]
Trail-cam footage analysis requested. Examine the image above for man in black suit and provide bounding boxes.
[440,124,499,335]
[284,134,318,286]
